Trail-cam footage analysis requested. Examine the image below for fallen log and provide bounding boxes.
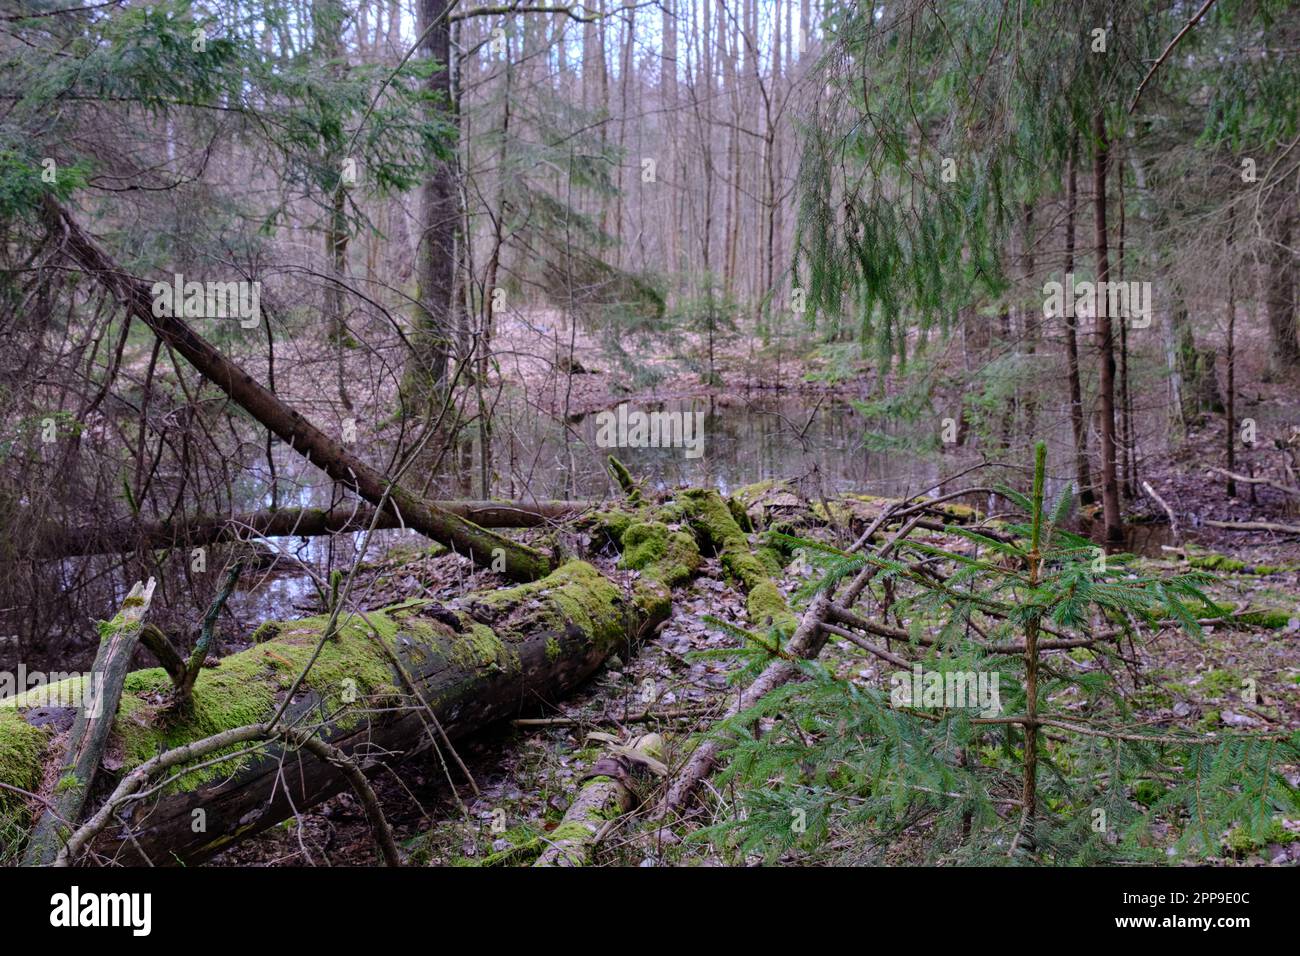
[1141,480,1181,545]
[1203,518,1300,535]
[0,560,670,865]
[1205,467,1300,497]
[40,196,549,583]
[24,500,598,560]
[534,732,665,866]
[680,488,798,636]
[661,514,923,814]
[661,593,832,814]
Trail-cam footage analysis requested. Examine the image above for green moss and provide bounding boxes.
[619,521,701,589]
[730,479,785,508]
[479,560,630,653]
[108,608,417,791]
[589,510,634,545]
[1197,669,1242,699]
[0,710,46,812]
[1226,819,1298,855]
[1184,549,1292,575]
[747,582,793,630]
[930,501,977,521]
[1133,780,1167,807]
[54,773,79,794]
[250,621,282,644]
[683,489,797,637]
[450,623,519,674]
[1180,599,1295,630]
[727,496,754,533]
[607,456,644,505]
[545,636,562,661]
[549,819,598,842]
[1236,608,1295,629]
[619,522,669,570]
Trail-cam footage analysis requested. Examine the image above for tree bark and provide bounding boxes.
[1063,138,1095,506]
[39,196,551,582]
[21,579,155,865]
[404,0,458,408]
[1091,112,1124,546]
[2,561,667,865]
[533,733,664,866]
[1266,194,1299,374]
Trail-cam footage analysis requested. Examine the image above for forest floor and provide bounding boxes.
[122,311,1300,866]
[211,448,1300,867]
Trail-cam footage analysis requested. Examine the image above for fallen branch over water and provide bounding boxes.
[24,500,597,559]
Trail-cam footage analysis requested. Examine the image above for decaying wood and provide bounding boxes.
[40,196,551,583]
[178,562,243,703]
[661,592,831,815]
[21,578,156,866]
[1141,480,1181,545]
[56,724,402,867]
[2,560,670,865]
[1206,467,1300,498]
[661,515,924,815]
[1203,518,1300,535]
[137,625,187,688]
[534,733,665,866]
[25,500,597,559]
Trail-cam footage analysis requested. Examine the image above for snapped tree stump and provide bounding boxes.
[20,579,157,865]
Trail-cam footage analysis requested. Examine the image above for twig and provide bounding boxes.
[178,561,244,701]
[1141,480,1181,545]
[1129,0,1218,114]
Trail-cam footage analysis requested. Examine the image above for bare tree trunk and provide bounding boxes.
[1091,112,1124,546]
[1226,208,1238,498]
[1267,193,1299,374]
[404,0,457,409]
[1063,139,1095,506]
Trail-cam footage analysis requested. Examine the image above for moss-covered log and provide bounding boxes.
[0,560,669,865]
[680,489,797,637]
[534,733,665,867]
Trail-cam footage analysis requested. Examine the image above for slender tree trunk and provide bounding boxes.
[1022,202,1038,439]
[1226,208,1238,498]
[404,0,457,410]
[1267,194,1299,374]
[1092,111,1124,546]
[1064,139,1095,506]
